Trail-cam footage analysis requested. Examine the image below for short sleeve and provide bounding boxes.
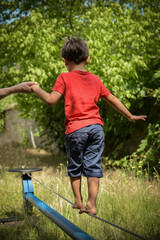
[99,80,110,99]
[52,74,65,95]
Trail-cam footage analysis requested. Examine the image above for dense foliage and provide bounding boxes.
[0,0,160,175]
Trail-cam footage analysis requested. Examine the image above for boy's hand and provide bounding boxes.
[105,94,147,124]
[15,82,38,94]
[31,83,40,92]
[128,115,147,123]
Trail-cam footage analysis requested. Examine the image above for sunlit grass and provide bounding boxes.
[0,144,160,240]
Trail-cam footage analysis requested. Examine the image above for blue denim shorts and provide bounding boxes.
[65,124,104,178]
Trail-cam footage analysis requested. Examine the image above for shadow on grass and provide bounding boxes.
[0,209,22,219]
[0,219,61,240]
[0,211,66,240]
[0,209,23,240]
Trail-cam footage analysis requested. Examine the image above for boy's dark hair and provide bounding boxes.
[61,38,89,64]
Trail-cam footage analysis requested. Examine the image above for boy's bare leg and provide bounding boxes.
[79,177,99,215]
[70,176,83,209]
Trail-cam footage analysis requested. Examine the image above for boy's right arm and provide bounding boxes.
[32,85,62,106]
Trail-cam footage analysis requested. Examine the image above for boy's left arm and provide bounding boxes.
[105,93,147,123]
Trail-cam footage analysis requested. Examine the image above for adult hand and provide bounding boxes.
[15,82,38,94]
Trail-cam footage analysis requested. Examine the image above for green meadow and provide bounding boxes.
[0,144,159,240]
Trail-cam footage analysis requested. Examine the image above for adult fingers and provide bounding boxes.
[27,82,38,86]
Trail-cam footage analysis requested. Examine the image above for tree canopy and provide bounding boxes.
[0,0,160,176]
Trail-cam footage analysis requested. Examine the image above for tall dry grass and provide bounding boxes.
[0,144,160,240]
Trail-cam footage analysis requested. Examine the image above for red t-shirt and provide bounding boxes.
[52,70,110,134]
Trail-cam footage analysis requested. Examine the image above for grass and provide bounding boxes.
[0,143,160,240]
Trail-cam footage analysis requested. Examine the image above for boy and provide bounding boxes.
[0,82,37,100]
[31,38,147,215]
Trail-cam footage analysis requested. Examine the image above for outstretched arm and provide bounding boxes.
[0,82,37,100]
[31,84,62,106]
[105,93,147,123]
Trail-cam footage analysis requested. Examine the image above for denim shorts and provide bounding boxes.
[65,124,104,178]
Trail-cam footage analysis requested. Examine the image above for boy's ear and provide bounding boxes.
[62,58,69,66]
[85,56,90,65]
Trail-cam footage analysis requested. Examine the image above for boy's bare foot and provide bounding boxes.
[72,196,83,210]
[72,203,83,209]
[79,205,97,215]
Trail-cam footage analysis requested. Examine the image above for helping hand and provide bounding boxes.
[16,82,38,94]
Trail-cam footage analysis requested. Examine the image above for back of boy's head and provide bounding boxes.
[61,38,89,64]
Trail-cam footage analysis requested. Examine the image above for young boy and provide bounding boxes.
[0,82,37,100]
[31,38,147,215]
